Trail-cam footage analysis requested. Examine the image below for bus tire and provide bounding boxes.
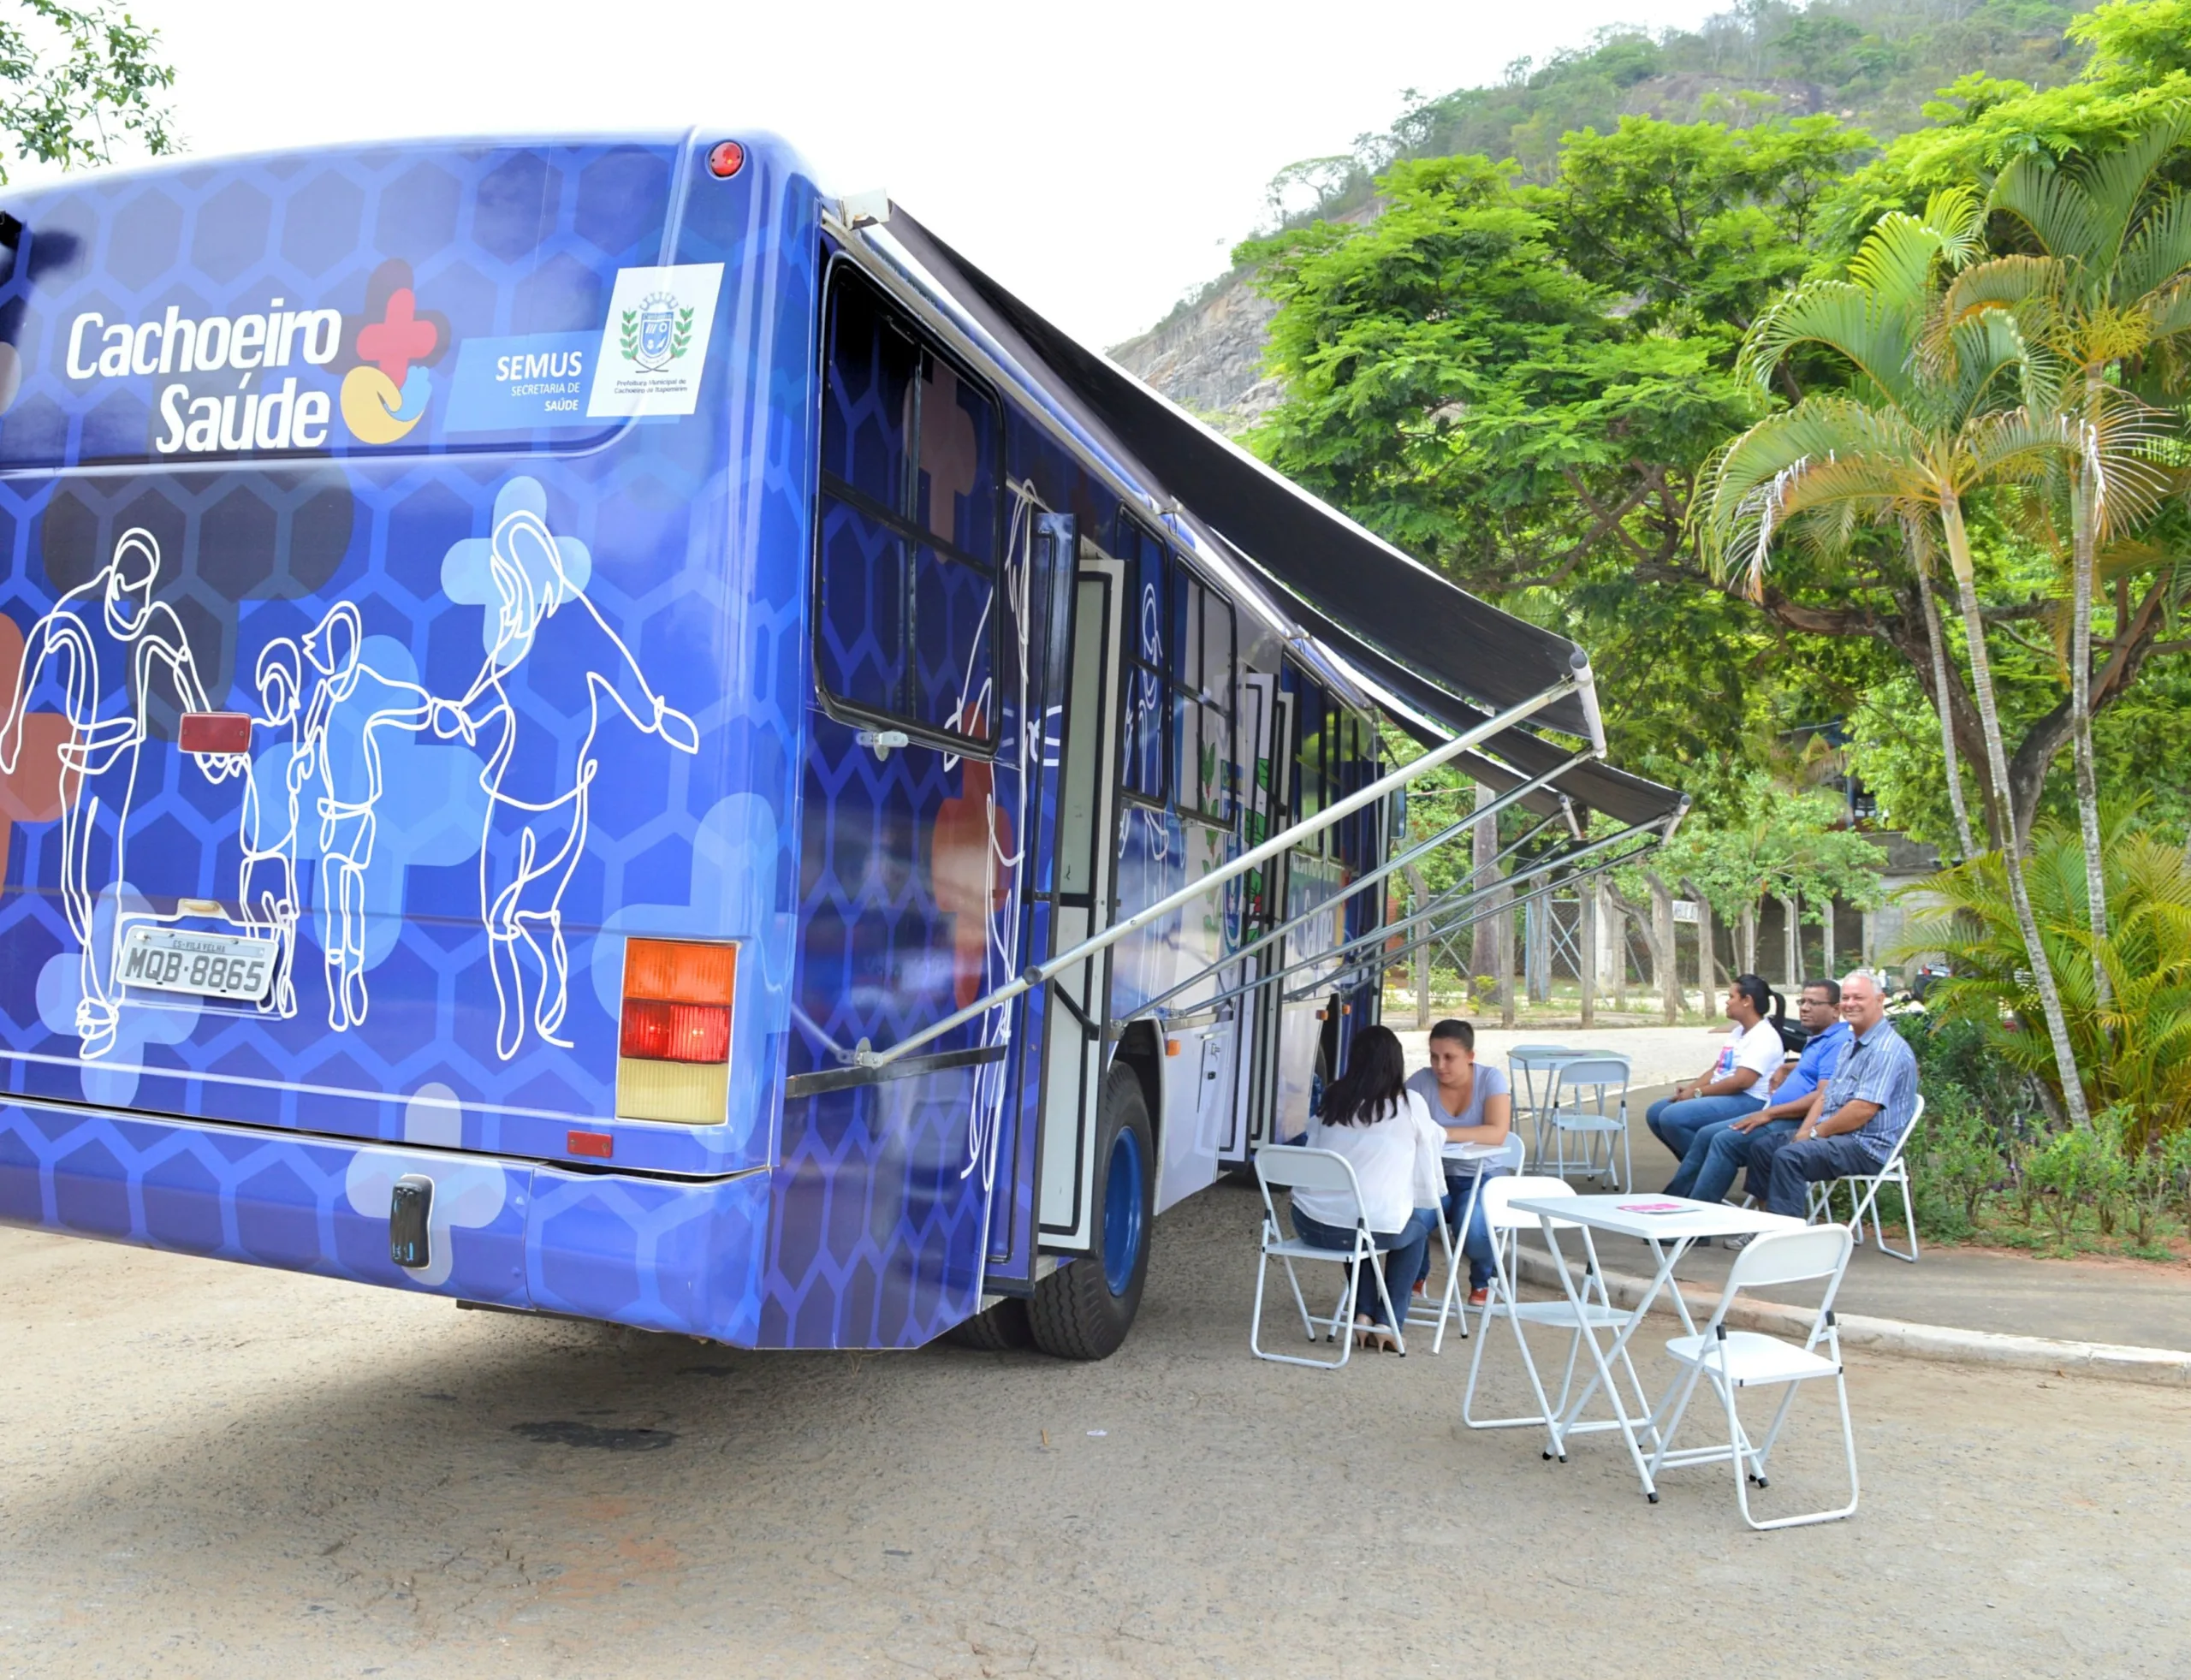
[1029,1066,1154,1361]
[942,1296,1034,1351]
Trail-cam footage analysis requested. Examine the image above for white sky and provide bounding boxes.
[38,1,1711,348]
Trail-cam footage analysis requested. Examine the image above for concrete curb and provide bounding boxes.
[1511,1250,2191,1389]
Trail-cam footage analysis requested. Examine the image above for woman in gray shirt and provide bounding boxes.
[1404,1018,1512,1304]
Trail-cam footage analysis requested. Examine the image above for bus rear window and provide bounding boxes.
[816,264,1000,750]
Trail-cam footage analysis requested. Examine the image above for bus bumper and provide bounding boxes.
[0,1098,770,1345]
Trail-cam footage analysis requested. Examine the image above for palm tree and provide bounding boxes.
[1705,190,2097,1125]
[1938,108,2191,1009]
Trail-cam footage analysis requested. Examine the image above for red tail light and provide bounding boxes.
[620,998,731,1063]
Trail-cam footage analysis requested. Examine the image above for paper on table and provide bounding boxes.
[1617,1201,1689,1214]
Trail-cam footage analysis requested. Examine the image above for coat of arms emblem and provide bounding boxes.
[622,290,694,373]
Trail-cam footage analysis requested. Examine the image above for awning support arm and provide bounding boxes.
[1306,835,1668,1000]
[1280,815,1675,996]
[1297,823,1673,999]
[1119,751,1592,1028]
[848,676,1580,1068]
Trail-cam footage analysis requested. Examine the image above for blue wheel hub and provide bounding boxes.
[1101,1125,1146,1297]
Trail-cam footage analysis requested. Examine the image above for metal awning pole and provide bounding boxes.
[1121,752,1591,1026]
[850,675,1580,1068]
[1282,816,1673,994]
[1307,827,1670,999]
[1256,808,1564,1008]
[1308,840,1666,999]
[1185,822,1666,1019]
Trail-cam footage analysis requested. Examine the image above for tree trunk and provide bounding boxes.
[1611,899,1629,1007]
[1907,514,1979,862]
[1648,874,1678,1024]
[1580,880,1598,1028]
[1781,894,1799,988]
[1470,784,1499,999]
[1687,882,1722,995]
[1404,863,1432,1028]
[1942,491,2091,1125]
[1823,895,1836,978]
[1740,901,1758,975]
[2069,395,2111,1012]
[1496,891,1517,1029]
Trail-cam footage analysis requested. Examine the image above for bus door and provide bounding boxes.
[1030,552,1125,1253]
[1219,671,1279,1166]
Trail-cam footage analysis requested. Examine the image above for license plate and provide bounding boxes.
[119,926,277,1001]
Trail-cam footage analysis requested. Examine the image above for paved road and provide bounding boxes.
[5,1190,2189,1677]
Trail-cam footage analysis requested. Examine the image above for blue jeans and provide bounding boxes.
[1291,1204,1438,1327]
[1677,1116,1800,1205]
[1441,1172,1499,1291]
[1646,1094,1761,1166]
[1761,1132,1881,1219]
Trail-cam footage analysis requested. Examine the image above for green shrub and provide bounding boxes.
[1908,1081,2000,1239]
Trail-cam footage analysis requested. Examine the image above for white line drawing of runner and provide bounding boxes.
[436,494,698,1060]
[236,640,303,1018]
[0,528,239,1059]
[287,601,436,1031]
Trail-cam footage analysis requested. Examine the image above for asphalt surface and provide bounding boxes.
[5,1184,2190,1677]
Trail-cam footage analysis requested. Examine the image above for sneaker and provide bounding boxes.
[1720,1232,1755,1252]
[1468,1287,1489,1307]
[1411,1277,1428,1297]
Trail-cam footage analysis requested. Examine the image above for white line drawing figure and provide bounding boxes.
[237,640,303,1018]
[436,493,698,1060]
[289,601,435,1031]
[0,528,239,1059]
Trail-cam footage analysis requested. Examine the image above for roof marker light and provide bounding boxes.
[708,140,745,179]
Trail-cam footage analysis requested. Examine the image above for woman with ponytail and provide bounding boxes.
[1286,1024,1444,1351]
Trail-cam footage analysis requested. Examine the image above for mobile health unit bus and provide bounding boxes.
[0,132,1680,1356]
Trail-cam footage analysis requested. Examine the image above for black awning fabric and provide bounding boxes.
[884,211,1594,739]
[1218,542,1682,827]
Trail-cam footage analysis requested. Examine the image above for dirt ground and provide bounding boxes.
[4,1184,2188,1678]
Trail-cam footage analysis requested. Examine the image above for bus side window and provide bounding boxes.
[1118,517,1167,804]
[1170,567,1234,823]
[1292,679,1323,850]
[816,264,1000,749]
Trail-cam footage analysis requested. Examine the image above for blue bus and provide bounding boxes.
[0,132,1678,1356]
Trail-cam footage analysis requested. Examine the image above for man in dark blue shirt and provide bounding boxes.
[1666,979,1850,1205]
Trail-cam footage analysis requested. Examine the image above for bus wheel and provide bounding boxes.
[1029,1066,1154,1360]
[942,1296,1034,1351]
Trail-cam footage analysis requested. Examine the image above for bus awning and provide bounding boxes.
[882,211,1602,745]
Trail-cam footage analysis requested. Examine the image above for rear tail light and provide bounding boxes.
[620,999,731,1063]
[615,938,736,1125]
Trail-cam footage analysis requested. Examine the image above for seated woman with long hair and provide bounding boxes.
[1287,1023,1444,1352]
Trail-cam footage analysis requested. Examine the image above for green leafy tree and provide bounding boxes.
[1902,806,2191,1143]
[1706,187,2099,1123]
[0,3,175,182]
[1938,109,2191,1006]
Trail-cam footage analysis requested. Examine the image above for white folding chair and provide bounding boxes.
[1462,1176,1651,1458]
[1648,1225,1858,1530]
[1416,1132,1527,1354]
[1540,1054,1633,1190]
[1507,1045,1575,1161]
[1250,1145,1406,1368]
[1805,1096,1926,1263]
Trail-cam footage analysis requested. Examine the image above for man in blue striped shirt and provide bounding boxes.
[1743,971,1921,1222]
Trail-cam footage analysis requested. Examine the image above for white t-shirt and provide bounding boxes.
[1713,1019,1786,1107]
[1294,1089,1445,1234]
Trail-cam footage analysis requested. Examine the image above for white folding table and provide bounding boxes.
[1505,1193,1808,1501]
